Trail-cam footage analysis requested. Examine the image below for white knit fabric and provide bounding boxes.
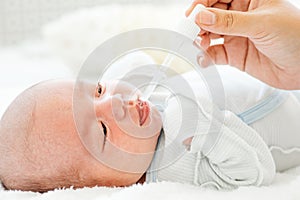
[146,67,300,189]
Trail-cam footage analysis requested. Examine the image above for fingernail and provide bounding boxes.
[197,54,211,68]
[194,36,202,47]
[197,10,216,25]
[197,54,205,67]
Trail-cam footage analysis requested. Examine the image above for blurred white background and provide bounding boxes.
[0,0,187,46]
[1,0,299,47]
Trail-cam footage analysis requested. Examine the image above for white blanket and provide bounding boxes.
[1,167,300,200]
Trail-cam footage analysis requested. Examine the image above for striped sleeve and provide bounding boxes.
[189,110,276,188]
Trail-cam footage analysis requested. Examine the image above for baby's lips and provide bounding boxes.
[137,100,150,126]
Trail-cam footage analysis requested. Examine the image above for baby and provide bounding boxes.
[0,65,300,192]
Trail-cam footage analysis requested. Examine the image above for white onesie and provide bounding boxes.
[145,67,300,189]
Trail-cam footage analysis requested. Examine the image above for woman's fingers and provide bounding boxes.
[186,0,219,16]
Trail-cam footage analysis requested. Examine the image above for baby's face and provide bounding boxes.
[29,79,162,187]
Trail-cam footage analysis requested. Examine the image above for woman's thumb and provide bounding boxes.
[196,8,256,37]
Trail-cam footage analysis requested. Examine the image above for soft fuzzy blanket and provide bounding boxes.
[1,166,300,200]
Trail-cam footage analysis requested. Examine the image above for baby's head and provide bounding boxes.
[0,79,162,192]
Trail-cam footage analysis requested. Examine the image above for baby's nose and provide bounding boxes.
[111,94,126,120]
[94,94,125,120]
[123,93,139,106]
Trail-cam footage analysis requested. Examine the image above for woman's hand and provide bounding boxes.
[187,0,300,90]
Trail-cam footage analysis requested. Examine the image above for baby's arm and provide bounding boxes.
[189,109,276,189]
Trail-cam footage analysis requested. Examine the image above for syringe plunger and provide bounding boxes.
[142,4,205,101]
[175,4,205,41]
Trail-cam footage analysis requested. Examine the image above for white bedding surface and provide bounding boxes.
[0,167,300,200]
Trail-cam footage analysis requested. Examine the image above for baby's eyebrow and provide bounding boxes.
[94,120,108,152]
[101,129,107,153]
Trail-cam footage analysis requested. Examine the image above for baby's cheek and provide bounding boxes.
[107,132,148,154]
[109,133,136,152]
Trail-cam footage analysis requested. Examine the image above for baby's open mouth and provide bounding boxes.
[136,99,150,126]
